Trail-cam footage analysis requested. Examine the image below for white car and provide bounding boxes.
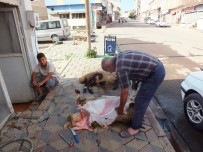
[155,21,170,27]
[147,19,155,24]
[181,70,203,130]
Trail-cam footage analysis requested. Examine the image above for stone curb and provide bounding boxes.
[146,108,175,152]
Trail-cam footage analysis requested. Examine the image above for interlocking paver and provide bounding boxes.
[28,129,41,140]
[125,145,139,152]
[44,145,58,152]
[86,130,99,143]
[125,138,148,150]
[0,142,21,152]
[159,137,175,152]
[74,139,98,152]
[59,147,72,152]
[100,139,122,152]
[39,129,52,143]
[135,131,148,142]
[56,116,68,127]
[38,99,52,111]
[44,123,62,133]
[35,139,47,150]
[139,144,165,152]
[151,139,164,149]
[49,139,68,151]
[146,129,158,143]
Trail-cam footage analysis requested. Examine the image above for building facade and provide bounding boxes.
[31,0,48,20]
[140,0,203,28]
[44,0,107,30]
[134,0,141,17]
[43,0,120,30]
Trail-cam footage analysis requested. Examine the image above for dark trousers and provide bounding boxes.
[131,63,165,129]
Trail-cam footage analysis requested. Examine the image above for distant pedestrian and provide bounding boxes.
[101,50,165,138]
[31,53,59,101]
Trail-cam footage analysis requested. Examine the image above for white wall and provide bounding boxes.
[16,0,38,70]
[69,18,86,29]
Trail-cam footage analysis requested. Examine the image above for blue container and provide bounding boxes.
[104,36,116,54]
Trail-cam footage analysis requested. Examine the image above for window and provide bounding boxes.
[36,22,48,30]
[62,20,68,27]
[73,26,86,30]
[59,14,70,19]
[36,21,61,30]
[0,11,21,54]
[72,13,85,19]
[48,21,61,29]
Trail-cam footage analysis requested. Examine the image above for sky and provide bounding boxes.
[120,0,134,13]
[120,0,152,13]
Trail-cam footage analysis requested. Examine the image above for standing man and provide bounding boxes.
[32,53,58,100]
[101,50,165,138]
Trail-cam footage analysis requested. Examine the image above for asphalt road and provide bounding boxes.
[105,20,203,152]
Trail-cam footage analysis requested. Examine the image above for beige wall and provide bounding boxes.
[31,0,48,20]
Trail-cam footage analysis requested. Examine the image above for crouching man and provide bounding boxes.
[31,53,58,101]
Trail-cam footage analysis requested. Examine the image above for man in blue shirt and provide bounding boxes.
[102,50,165,138]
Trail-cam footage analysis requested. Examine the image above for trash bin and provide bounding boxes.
[104,35,116,55]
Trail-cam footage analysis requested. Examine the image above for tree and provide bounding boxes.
[129,12,135,19]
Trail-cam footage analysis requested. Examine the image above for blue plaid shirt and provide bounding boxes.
[115,50,160,89]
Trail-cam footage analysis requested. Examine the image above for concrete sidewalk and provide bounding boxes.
[0,27,175,152]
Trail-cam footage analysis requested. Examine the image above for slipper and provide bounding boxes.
[119,129,139,138]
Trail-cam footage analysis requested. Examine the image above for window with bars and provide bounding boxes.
[59,14,70,19]
[72,13,85,19]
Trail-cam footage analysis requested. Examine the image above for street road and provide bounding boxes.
[105,20,203,152]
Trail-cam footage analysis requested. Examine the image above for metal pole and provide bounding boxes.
[85,0,91,49]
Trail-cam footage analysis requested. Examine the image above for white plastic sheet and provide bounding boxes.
[83,96,120,127]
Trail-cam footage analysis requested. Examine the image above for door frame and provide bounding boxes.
[0,7,32,81]
[0,70,14,129]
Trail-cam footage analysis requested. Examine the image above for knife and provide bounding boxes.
[58,132,74,147]
[69,127,79,143]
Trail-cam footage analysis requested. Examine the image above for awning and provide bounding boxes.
[50,11,70,15]
[50,10,85,15]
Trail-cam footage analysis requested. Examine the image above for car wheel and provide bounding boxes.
[51,35,60,44]
[184,93,203,130]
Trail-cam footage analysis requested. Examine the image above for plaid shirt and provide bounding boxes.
[115,50,160,89]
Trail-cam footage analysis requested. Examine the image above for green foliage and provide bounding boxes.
[65,53,73,60]
[129,12,135,19]
[85,47,97,58]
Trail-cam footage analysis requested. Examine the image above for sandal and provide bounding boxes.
[119,129,139,138]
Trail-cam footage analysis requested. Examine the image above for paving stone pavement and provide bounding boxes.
[0,25,175,152]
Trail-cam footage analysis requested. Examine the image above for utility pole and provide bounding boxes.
[85,0,91,49]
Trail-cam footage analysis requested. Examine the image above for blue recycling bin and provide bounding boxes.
[104,35,116,55]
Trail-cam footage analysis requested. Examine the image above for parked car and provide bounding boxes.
[144,17,151,23]
[96,22,102,29]
[147,19,155,24]
[36,19,71,43]
[181,70,203,130]
[155,21,170,27]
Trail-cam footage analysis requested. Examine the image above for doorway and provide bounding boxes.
[0,70,13,129]
[0,7,34,103]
